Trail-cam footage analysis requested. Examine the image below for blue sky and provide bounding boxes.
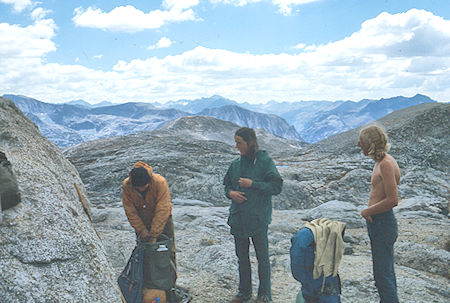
[1,0,449,104]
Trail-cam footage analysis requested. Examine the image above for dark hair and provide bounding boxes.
[235,127,259,156]
[129,167,151,187]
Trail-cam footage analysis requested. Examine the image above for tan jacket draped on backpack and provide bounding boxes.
[304,218,346,280]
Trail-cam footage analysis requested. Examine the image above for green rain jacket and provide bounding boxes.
[224,150,283,237]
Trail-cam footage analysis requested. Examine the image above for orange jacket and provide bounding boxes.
[122,161,172,239]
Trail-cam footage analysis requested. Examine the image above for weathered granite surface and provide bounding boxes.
[0,98,121,303]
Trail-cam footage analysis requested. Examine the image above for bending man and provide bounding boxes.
[122,161,176,290]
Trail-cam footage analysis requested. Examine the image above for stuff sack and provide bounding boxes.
[142,288,167,303]
[290,227,341,303]
[141,235,177,291]
[118,245,145,303]
[143,286,191,303]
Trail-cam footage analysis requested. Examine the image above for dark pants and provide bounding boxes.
[234,229,271,300]
[366,210,399,303]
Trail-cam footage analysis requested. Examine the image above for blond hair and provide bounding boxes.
[360,125,391,161]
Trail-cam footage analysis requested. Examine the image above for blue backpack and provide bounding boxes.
[290,227,341,303]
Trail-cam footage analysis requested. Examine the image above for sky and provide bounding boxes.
[0,0,449,105]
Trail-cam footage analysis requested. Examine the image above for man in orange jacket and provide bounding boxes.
[122,161,176,302]
[122,161,174,243]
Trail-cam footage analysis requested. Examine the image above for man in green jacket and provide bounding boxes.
[224,127,283,303]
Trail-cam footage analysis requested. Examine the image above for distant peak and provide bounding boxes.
[204,95,235,102]
[377,94,433,103]
[412,93,432,100]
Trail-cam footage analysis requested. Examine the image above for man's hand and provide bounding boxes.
[140,229,152,241]
[361,208,373,223]
[238,178,252,188]
[229,190,247,203]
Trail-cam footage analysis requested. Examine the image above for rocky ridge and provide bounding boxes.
[63,115,304,207]
[198,105,303,141]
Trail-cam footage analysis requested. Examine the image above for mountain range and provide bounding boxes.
[2,93,438,147]
[160,94,438,142]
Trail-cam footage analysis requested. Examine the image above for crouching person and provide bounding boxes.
[290,219,346,303]
[122,161,176,303]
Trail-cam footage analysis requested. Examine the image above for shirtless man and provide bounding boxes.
[358,125,400,303]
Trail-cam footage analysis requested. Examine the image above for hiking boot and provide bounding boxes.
[230,293,251,303]
[255,294,270,303]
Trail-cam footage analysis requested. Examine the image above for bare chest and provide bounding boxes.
[371,164,383,187]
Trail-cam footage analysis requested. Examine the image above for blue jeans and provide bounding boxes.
[366,210,399,303]
[234,229,271,300]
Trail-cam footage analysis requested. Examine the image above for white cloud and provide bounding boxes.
[292,42,317,52]
[0,18,56,59]
[31,7,52,20]
[209,0,263,7]
[148,37,174,50]
[209,0,320,15]
[292,43,306,49]
[272,0,319,15]
[1,9,449,104]
[72,5,199,33]
[311,9,450,65]
[162,0,199,11]
[304,44,317,52]
[93,54,103,59]
[0,0,33,12]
